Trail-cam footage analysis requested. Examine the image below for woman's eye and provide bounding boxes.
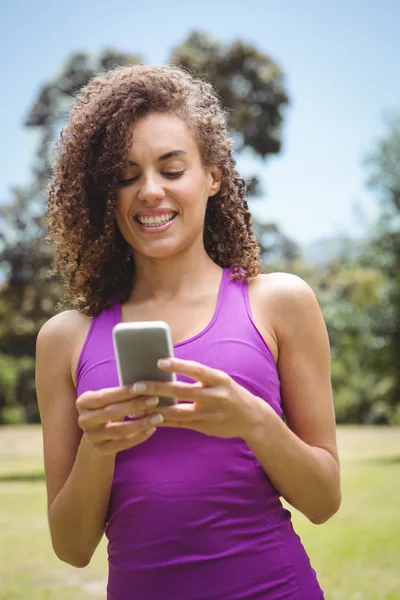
[118,176,139,186]
[117,171,184,187]
[163,171,185,178]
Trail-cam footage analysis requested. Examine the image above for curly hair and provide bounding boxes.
[47,64,261,315]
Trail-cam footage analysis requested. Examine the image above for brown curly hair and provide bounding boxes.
[47,64,261,316]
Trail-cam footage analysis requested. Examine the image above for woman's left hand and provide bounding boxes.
[129,358,266,440]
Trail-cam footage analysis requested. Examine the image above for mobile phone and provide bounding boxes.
[112,321,177,406]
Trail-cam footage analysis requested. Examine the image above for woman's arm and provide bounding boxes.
[36,311,116,567]
[245,273,341,524]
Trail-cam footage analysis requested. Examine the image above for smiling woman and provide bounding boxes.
[35,64,340,600]
[114,112,222,261]
[45,65,260,316]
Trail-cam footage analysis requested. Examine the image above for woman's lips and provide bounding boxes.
[134,214,177,234]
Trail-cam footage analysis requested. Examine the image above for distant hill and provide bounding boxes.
[300,234,366,267]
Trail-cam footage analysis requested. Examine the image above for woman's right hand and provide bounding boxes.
[76,386,163,456]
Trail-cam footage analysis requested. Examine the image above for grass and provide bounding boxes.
[0,426,399,599]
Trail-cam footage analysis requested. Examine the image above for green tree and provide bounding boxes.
[0,50,140,422]
[171,31,297,263]
[171,31,289,158]
[315,260,393,423]
[281,116,400,424]
[362,114,400,419]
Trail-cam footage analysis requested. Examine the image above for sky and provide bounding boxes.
[1,0,399,245]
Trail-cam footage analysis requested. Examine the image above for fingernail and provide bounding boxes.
[157,359,171,368]
[150,414,164,425]
[145,396,159,406]
[130,382,147,393]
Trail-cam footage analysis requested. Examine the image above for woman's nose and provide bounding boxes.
[137,176,166,204]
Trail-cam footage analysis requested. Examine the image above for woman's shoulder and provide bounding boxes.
[249,271,316,302]
[37,309,92,366]
[37,309,92,345]
[248,272,321,342]
[250,271,316,300]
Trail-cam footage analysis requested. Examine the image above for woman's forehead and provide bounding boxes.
[127,114,199,159]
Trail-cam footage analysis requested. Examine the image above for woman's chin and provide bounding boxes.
[134,240,185,261]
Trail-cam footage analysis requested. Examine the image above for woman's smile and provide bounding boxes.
[134,210,178,234]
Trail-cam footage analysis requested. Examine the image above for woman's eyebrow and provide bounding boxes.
[128,150,188,167]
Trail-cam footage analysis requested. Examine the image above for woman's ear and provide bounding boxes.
[208,167,222,197]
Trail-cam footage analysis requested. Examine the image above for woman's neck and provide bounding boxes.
[129,249,222,303]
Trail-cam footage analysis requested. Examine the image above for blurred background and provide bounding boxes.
[0,1,399,599]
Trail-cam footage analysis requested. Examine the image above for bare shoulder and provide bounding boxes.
[248,271,323,342]
[37,310,92,385]
[37,309,91,343]
[249,271,317,308]
[37,309,92,358]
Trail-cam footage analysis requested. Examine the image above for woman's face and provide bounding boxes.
[115,112,221,261]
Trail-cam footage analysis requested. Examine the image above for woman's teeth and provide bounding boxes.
[136,212,175,227]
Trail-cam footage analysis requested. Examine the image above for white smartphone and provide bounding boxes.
[112,321,177,406]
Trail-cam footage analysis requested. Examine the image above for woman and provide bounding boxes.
[36,64,341,600]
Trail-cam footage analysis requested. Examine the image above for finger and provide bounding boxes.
[79,396,160,429]
[130,380,209,402]
[156,418,204,431]
[95,425,157,455]
[86,413,164,443]
[157,402,200,421]
[157,402,217,428]
[76,384,144,411]
[157,358,228,386]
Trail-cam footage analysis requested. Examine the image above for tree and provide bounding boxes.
[287,115,400,425]
[281,115,400,425]
[171,31,296,265]
[361,114,400,419]
[313,259,393,424]
[171,31,289,158]
[0,50,140,422]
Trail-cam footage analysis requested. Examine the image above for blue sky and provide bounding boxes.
[1,0,399,244]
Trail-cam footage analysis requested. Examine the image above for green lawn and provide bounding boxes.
[0,425,399,599]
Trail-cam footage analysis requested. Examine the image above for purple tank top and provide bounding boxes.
[77,268,324,600]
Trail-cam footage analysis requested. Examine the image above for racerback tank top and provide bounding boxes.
[76,267,324,600]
